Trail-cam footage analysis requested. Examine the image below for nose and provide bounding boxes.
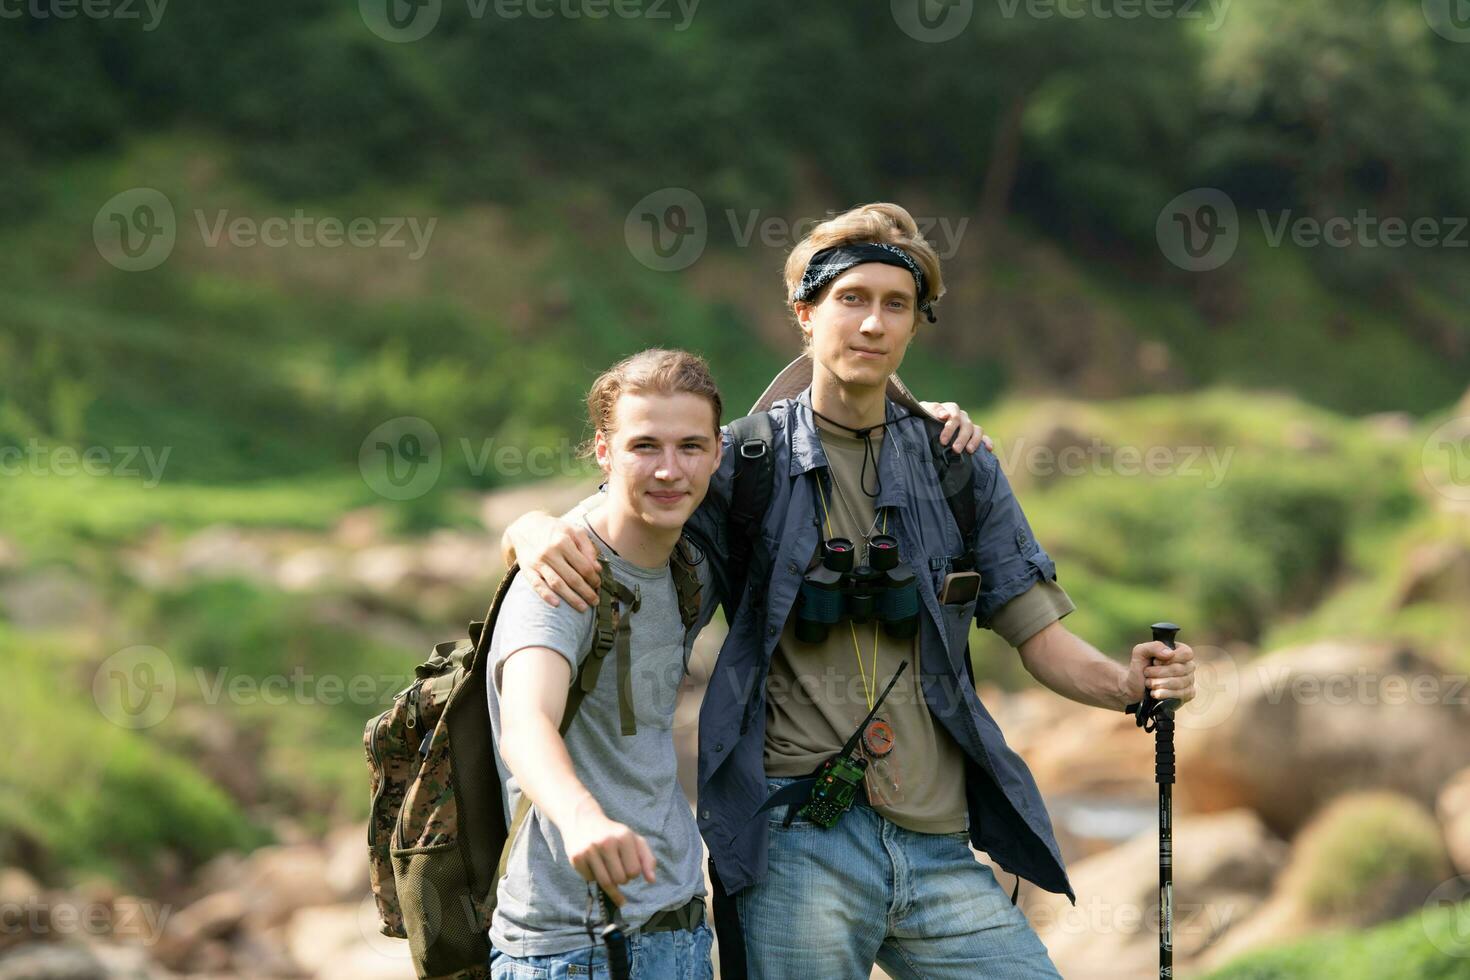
[653,448,680,480]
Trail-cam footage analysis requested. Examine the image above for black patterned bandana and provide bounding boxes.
[792,242,937,323]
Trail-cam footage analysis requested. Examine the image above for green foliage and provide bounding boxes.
[1292,793,1450,924]
[1203,900,1470,980]
[0,626,265,886]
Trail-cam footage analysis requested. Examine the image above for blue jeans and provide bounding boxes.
[736,776,1062,980]
[488,922,713,980]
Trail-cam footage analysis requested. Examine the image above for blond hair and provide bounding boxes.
[581,348,723,461]
[782,202,946,335]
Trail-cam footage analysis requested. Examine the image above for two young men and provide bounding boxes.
[497,202,1197,978]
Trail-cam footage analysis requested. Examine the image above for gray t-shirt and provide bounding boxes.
[486,522,715,956]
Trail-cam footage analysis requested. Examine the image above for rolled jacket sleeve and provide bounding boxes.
[971,449,1062,629]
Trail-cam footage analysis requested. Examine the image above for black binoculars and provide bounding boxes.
[794,535,920,643]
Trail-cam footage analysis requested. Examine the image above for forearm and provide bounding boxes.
[1017,621,1130,711]
[500,711,602,831]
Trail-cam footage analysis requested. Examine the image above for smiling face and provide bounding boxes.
[796,262,919,391]
[593,390,723,534]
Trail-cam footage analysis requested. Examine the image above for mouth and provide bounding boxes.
[646,490,688,505]
[851,347,886,359]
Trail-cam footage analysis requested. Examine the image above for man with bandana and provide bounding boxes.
[505,202,1197,978]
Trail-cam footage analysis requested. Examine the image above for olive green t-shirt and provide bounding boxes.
[762,415,1075,834]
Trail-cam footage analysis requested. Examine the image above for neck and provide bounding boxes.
[588,502,680,569]
[810,360,888,430]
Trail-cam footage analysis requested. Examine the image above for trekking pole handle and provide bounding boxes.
[1126,621,1181,726]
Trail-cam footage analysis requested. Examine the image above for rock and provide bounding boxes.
[349,545,418,594]
[85,942,167,980]
[0,535,21,572]
[177,526,274,583]
[0,567,100,631]
[333,508,388,550]
[1197,791,1453,971]
[0,943,106,980]
[1437,767,1470,875]
[1177,640,1470,837]
[477,478,598,538]
[286,902,413,980]
[155,890,247,969]
[235,845,338,929]
[323,825,371,902]
[0,868,43,905]
[419,531,499,584]
[1395,540,1470,608]
[1027,808,1285,978]
[275,548,345,592]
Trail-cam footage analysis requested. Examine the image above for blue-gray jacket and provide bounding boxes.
[685,388,1077,903]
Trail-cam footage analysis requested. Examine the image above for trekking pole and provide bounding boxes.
[597,888,633,980]
[1125,622,1181,980]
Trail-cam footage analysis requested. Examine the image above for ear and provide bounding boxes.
[593,429,612,476]
[795,301,814,343]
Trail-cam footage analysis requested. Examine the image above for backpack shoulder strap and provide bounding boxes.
[726,411,775,602]
[670,536,703,633]
[494,556,635,883]
[922,418,979,572]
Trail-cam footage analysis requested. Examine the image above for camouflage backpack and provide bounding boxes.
[365,544,703,980]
